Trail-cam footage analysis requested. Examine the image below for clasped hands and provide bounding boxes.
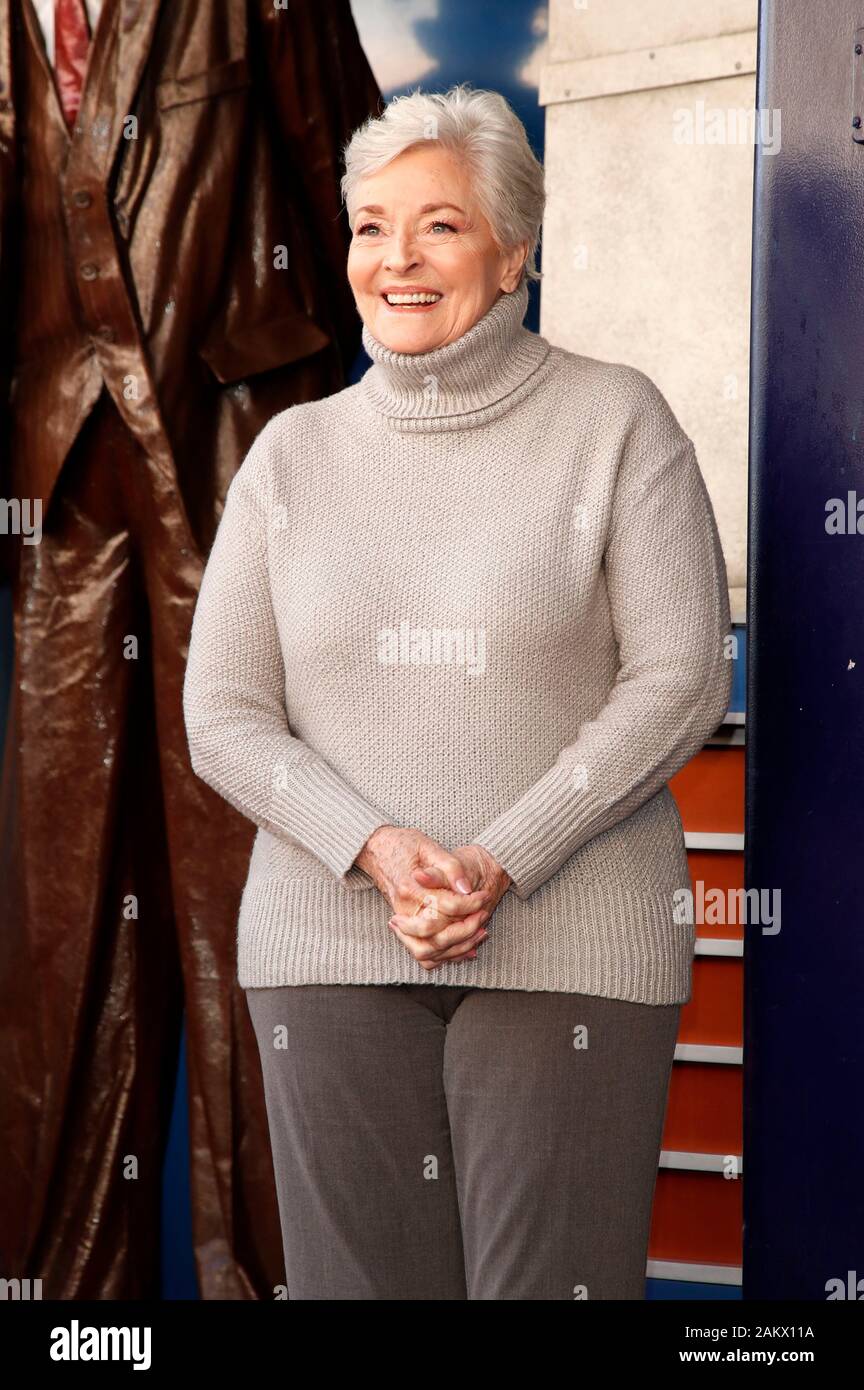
[354,825,512,971]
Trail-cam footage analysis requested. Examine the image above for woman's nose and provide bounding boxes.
[384,232,421,271]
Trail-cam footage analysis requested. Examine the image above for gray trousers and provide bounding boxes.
[245,982,680,1300]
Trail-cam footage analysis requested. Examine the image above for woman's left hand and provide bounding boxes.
[388,843,512,970]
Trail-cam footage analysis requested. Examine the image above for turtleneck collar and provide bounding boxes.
[358,279,553,431]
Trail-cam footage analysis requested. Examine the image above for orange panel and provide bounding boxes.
[679,957,743,1047]
[649,1170,743,1265]
[662,1062,743,1153]
[670,746,745,834]
[687,850,745,941]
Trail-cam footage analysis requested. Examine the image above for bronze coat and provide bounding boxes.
[0,0,380,563]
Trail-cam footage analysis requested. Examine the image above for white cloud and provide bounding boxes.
[351,0,441,93]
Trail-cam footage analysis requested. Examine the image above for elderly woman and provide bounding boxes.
[183,83,732,1301]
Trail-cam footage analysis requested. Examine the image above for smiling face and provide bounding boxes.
[347,143,529,354]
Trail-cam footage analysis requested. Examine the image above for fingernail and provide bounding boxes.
[455,877,472,893]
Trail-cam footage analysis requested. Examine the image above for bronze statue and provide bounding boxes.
[0,0,381,1299]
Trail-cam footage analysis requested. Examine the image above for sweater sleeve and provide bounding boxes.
[182,425,392,884]
[472,372,733,901]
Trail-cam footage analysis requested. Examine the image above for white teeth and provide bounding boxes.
[385,292,442,304]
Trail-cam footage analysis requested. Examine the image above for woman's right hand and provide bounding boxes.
[355,825,492,967]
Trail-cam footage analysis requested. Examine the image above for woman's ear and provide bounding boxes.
[499,241,530,294]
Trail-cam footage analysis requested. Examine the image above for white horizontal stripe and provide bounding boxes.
[659,1150,743,1173]
[647,1259,742,1285]
[685,831,745,850]
[706,727,745,747]
[694,937,743,957]
[675,1043,743,1064]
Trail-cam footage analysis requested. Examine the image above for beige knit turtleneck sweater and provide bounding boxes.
[182,280,732,1003]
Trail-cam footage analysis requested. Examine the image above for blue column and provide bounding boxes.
[746,0,864,1299]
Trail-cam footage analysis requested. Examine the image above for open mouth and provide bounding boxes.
[380,290,443,310]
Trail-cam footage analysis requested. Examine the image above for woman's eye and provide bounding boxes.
[354,220,457,237]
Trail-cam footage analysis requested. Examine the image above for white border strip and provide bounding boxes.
[685,831,745,850]
[694,938,743,957]
[647,1259,743,1286]
[675,1043,743,1064]
[706,727,745,747]
[659,1150,743,1173]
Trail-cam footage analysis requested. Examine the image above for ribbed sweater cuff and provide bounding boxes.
[473,762,601,900]
[269,756,391,885]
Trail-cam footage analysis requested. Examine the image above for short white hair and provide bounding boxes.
[341,83,546,286]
